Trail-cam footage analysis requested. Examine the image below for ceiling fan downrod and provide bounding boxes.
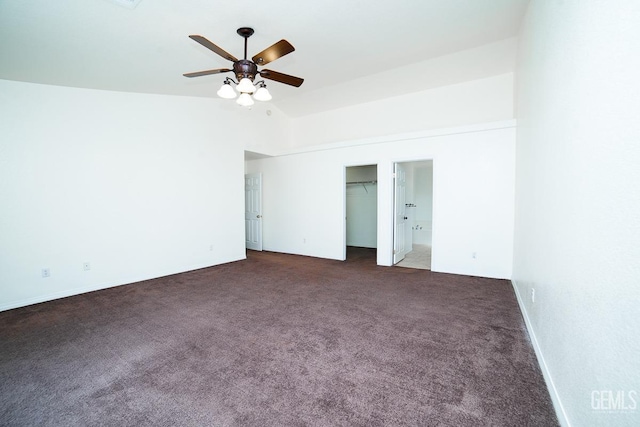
[237,27,254,60]
[234,27,257,81]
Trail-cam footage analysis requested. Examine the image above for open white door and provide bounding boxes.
[245,173,263,251]
[393,163,407,264]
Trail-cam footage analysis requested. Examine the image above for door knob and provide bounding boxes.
[257,215,262,218]
[403,216,408,220]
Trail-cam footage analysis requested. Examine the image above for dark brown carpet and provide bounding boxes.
[0,247,557,426]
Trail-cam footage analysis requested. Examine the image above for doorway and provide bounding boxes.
[393,160,433,270]
[345,165,377,260]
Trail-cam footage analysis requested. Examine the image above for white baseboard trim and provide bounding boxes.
[511,280,571,427]
[0,255,246,313]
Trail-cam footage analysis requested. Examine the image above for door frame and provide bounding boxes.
[388,158,435,267]
[342,163,379,261]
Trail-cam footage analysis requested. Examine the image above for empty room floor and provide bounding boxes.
[0,248,557,426]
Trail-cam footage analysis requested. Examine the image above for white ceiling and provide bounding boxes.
[0,0,529,117]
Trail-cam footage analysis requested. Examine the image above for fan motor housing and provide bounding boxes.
[234,59,258,81]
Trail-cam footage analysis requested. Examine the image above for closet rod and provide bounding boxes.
[346,180,377,194]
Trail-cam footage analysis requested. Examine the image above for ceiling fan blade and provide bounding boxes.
[260,69,304,87]
[252,40,295,66]
[183,68,232,78]
[188,35,238,62]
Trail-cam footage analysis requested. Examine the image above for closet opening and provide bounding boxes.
[345,165,378,261]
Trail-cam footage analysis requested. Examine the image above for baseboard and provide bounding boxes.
[511,280,571,427]
[0,256,246,313]
[1,282,129,313]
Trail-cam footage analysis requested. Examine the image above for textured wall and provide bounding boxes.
[513,1,640,425]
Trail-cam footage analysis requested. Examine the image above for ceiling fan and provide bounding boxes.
[183,27,304,106]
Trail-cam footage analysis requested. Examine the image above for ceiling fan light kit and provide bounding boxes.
[236,77,256,94]
[216,80,237,99]
[183,27,303,107]
[236,93,254,107]
[253,82,272,101]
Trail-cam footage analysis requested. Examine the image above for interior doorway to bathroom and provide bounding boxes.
[393,160,433,270]
[345,165,377,260]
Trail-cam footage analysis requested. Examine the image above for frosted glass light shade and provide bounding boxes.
[253,86,272,101]
[217,82,237,99]
[236,78,256,94]
[236,93,254,107]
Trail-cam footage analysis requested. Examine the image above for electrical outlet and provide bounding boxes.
[83,262,91,271]
[41,268,50,278]
[531,288,535,304]
[303,238,306,244]
[472,252,477,259]
[209,245,213,251]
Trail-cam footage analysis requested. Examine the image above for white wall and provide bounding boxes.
[278,38,518,118]
[288,73,514,150]
[246,122,516,279]
[0,79,287,311]
[513,1,640,426]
